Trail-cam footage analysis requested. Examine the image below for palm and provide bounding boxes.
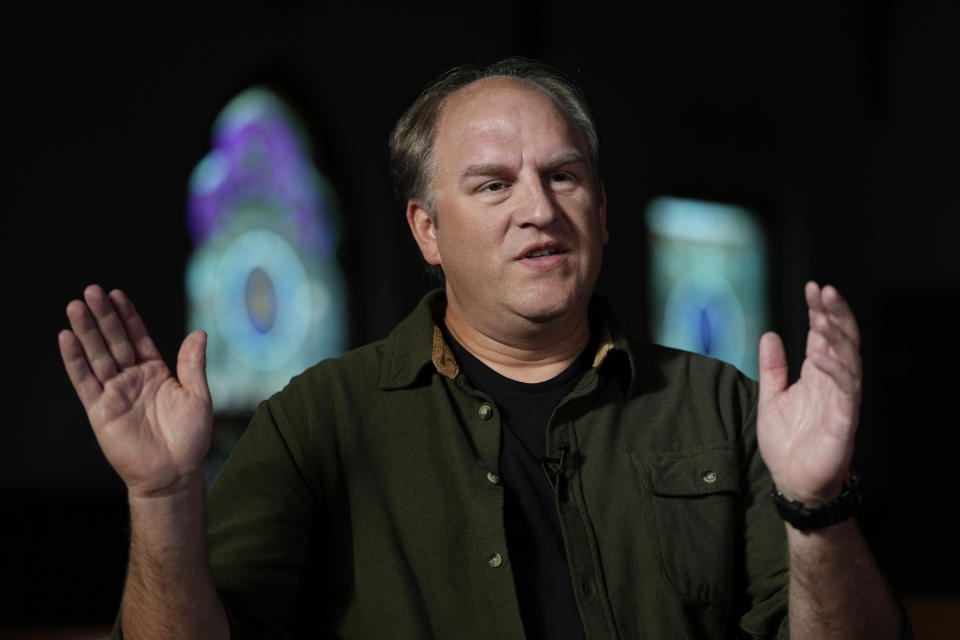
[757,283,861,505]
[60,286,213,497]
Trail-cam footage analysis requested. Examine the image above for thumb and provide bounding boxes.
[177,330,211,402]
[758,331,789,404]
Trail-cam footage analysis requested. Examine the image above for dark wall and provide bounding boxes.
[7,1,958,627]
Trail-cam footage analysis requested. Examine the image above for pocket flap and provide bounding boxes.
[643,442,740,497]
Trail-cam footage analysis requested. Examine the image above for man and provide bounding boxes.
[59,58,908,638]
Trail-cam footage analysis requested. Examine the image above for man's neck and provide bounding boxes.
[442,296,592,384]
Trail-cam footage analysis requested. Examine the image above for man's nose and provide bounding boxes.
[513,177,560,228]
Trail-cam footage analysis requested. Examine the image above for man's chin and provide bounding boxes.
[512,292,586,325]
[519,309,565,324]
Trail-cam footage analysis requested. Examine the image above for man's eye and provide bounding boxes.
[549,172,576,187]
[484,182,506,192]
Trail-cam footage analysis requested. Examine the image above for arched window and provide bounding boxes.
[186,88,347,414]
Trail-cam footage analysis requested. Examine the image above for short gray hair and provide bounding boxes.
[389,57,601,217]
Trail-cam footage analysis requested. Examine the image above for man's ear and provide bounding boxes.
[599,181,609,245]
[406,200,441,265]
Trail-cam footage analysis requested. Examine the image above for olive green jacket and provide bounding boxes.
[184,289,791,639]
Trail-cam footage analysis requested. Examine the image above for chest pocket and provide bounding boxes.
[631,442,741,607]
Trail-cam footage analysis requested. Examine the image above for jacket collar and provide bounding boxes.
[378,289,637,392]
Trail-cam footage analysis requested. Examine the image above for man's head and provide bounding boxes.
[390,57,601,219]
[400,62,608,339]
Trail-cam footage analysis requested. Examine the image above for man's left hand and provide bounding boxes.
[757,281,862,505]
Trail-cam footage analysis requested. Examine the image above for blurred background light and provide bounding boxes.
[186,88,347,413]
[646,196,768,379]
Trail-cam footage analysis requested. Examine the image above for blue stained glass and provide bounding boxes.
[699,307,712,355]
[646,196,768,379]
[245,267,277,334]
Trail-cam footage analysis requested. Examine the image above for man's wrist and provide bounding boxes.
[772,471,862,531]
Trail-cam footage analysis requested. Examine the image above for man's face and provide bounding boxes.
[408,77,608,335]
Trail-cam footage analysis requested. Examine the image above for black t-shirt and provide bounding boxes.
[444,325,593,640]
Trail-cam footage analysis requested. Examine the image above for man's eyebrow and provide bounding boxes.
[542,151,587,172]
[457,151,588,185]
[458,163,511,184]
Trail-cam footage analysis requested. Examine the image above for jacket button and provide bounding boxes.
[488,553,503,568]
[702,470,718,483]
[486,471,501,485]
[478,404,493,420]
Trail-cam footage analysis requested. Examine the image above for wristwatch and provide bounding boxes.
[771,471,862,531]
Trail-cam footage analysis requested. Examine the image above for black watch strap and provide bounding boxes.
[771,471,862,531]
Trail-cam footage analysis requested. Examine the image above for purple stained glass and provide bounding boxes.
[187,88,334,257]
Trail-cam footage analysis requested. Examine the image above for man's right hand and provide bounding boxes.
[60,285,229,639]
[59,285,213,499]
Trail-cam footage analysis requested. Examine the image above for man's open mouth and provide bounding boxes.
[524,248,563,259]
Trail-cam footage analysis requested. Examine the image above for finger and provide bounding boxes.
[84,285,136,369]
[820,285,861,349]
[109,289,162,362]
[58,329,104,411]
[808,350,862,397]
[177,330,211,402]
[811,311,862,378]
[804,281,855,363]
[804,280,824,313]
[66,298,119,383]
[758,331,789,405]
[804,281,831,359]
[804,321,831,360]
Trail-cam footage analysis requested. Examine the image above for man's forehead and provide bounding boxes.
[447,75,536,101]
[434,77,583,161]
[438,76,562,133]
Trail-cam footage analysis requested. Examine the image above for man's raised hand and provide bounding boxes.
[757,281,862,505]
[58,285,213,499]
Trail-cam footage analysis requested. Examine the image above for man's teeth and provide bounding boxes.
[526,249,559,258]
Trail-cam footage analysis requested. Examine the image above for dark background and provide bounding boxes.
[6,0,958,630]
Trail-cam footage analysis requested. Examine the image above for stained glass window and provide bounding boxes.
[186,88,347,413]
[646,196,769,379]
